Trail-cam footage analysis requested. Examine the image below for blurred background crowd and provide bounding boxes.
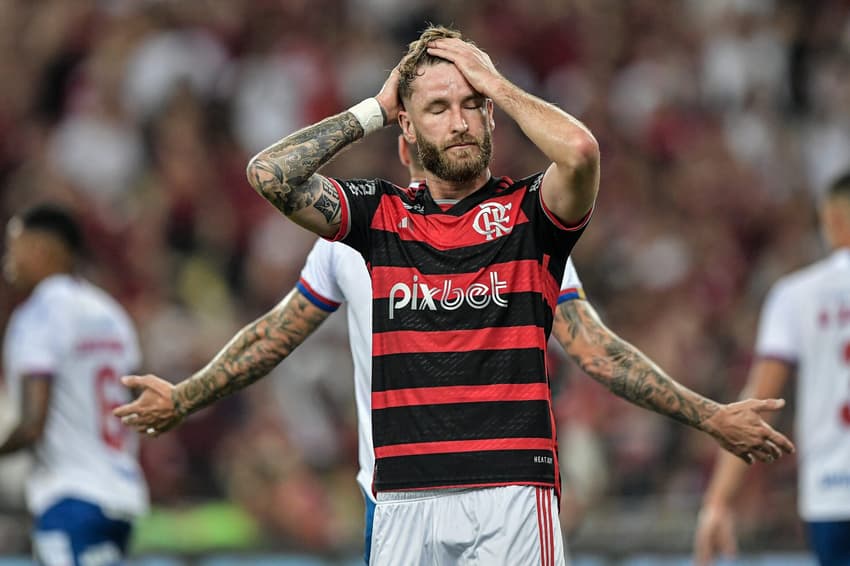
[1,0,849,561]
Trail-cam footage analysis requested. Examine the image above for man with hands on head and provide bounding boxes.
[117,26,793,566]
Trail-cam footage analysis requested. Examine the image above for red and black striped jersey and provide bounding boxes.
[329,172,590,494]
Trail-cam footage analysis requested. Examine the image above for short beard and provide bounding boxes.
[418,130,492,183]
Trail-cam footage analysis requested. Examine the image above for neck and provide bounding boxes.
[36,266,71,285]
[424,169,492,201]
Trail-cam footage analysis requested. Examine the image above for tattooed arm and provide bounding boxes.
[552,299,794,463]
[553,298,719,427]
[113,289,331,435]
[245,114,364,238]
[245,66,402,238]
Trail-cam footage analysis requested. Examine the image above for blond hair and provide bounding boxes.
[398,25,468,102]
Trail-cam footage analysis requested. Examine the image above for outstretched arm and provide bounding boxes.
[553,298,719,428]
[693,359,792,566]
[114,288,331,435]
[552,299,794,463]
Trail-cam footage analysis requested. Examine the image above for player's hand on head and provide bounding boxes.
[703,398,795,464]
[693,503,737,566]
[375,63,403,124]
[425,38,503,97]
[113,374,182,437]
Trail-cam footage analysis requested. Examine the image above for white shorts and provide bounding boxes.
[370,485,567,566]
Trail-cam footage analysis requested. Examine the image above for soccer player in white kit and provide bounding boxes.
[694,172,850,565]
[0,205,148,566]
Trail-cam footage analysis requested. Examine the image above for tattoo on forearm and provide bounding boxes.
[172,291,330,416]
[246,112,362,218]
[557,301,719,428]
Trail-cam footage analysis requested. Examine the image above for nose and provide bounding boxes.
[449,106,468,135]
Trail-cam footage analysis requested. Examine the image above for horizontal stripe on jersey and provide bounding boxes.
[373,400,552,447]
[373,325,546,356]
[372,383,551,410]
[375,437,553,458]
[557,286,586,303]
[295,278,341,312]
[368,222,542,273]
[374,449,556,491]
[372,348,546,391]
[370,193,531,251]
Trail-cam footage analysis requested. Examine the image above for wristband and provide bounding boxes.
[348,97,385,136]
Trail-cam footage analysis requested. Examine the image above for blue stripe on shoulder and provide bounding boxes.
[295,280,340,312]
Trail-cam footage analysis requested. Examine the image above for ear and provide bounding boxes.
[397,135,412,169]
[398,111,417,144]
[486,99,495,131]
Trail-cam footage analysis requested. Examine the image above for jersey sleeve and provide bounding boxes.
[535,173,593,235]
[520,172,593,257]
[6,295,68,380]
[297,238,344,312]
[557,257,587,305]
[754,279,800,362]
[325,177,385,259]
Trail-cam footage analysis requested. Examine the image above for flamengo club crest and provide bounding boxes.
[473,202,513,240]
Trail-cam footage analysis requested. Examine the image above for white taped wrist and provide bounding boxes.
[348,98,385,136]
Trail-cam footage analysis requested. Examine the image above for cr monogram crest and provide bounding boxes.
[473,202,513,240]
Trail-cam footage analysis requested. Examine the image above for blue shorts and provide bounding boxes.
[362,489,376,565]
[33,498,132,566]
[806,520,850,566]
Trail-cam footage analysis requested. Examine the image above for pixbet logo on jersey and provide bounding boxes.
[388,272,509,319]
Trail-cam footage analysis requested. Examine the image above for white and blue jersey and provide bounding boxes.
[755,248,850,522]
[755,248,850,564]
[3,274,149,565]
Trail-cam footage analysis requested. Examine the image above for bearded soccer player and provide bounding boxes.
[118,26,792,565]
[1,205,148,566]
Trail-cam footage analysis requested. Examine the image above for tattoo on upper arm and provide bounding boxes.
[557,300,718,428]
[247,113,361,219]
[313,178,342,224]
[558,299,583,341]
[174,291,331,415]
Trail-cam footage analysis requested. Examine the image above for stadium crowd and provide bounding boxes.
[1,0,849,557]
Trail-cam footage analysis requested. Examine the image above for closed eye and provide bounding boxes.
[463,96,485,110]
